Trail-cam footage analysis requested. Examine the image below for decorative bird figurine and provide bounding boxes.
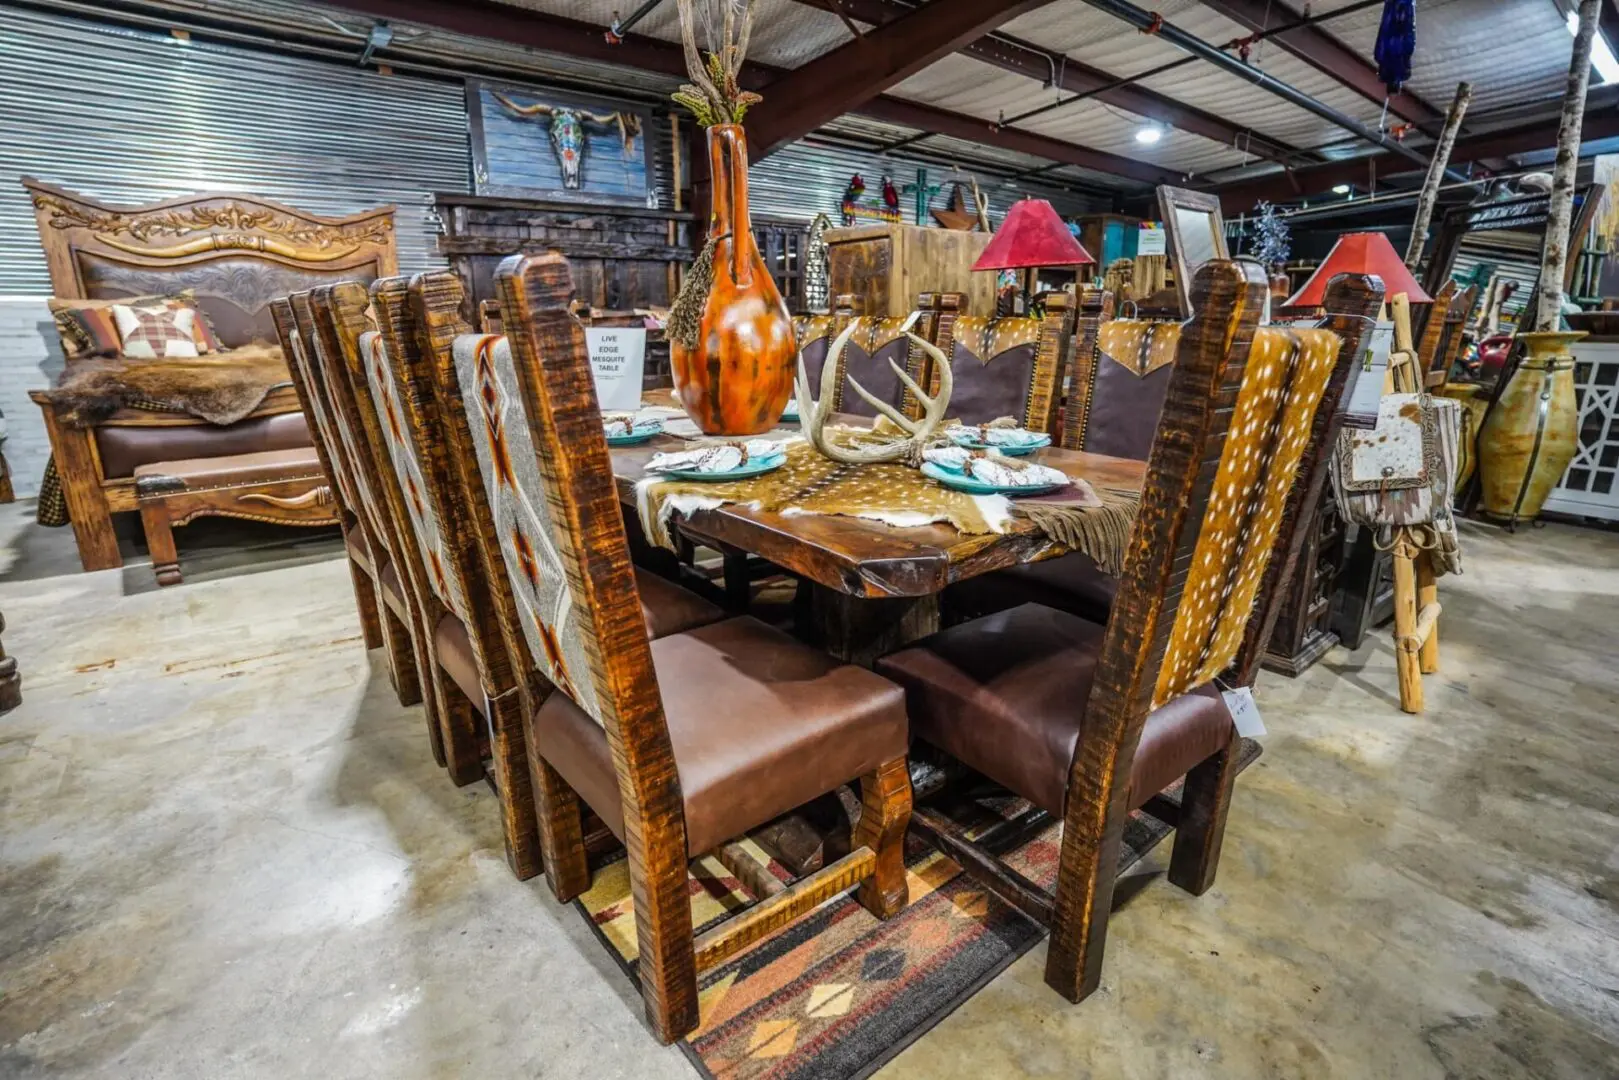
[881,175,900,214]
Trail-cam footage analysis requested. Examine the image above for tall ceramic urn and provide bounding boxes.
[670,124,795,436]
[1477,330,1584,524]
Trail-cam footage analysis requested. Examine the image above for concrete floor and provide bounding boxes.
[2,504,1617,1079]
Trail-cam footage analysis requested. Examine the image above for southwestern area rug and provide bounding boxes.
[573,740,1260,1080]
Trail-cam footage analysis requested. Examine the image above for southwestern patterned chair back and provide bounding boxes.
[471,253,913,1044]
[918,291,1075,433]
[360,278,543,880]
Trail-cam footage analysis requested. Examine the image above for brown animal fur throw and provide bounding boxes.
[41,344,292,428]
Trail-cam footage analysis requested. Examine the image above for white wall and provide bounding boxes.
[0,299,64,499]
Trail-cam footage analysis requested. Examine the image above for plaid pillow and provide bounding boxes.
[47,290,217,358]
[112,303,199,359]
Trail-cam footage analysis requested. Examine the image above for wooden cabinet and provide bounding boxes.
[1263,493,1349,676]
[825,224,994,317]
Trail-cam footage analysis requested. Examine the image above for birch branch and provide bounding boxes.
[1535,0,1600,333]
[1405,82,1472,270]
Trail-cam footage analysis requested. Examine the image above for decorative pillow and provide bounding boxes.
[47,290,217,358]
[112,303,199,359]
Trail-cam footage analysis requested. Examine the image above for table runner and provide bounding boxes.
[633,437,1141,576]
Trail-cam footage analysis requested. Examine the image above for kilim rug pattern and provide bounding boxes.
[574,740,1260,1080]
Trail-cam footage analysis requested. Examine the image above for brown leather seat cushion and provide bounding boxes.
[636,570,724,639]
[97,411,312,479]
[948,552,1118,624]
[534,616,907,857]
[132,446,325,490]
[875,603,1232,818]
[430,570,721,719]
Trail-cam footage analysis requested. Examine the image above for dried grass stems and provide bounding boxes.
[672,0,763,127]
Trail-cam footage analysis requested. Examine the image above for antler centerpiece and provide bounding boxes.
[796,322,952,465]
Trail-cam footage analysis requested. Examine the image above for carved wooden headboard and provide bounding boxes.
[24,177,398,349]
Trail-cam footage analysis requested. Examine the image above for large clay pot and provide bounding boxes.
[1477,330,1585,524]
[671,124,795,435]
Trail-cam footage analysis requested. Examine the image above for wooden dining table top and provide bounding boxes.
[606,413,1147,601]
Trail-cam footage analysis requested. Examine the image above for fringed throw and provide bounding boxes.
[1014,486,1142,577]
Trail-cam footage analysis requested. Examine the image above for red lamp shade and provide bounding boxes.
[971,198,1094,271]
[1283,231,1432,308]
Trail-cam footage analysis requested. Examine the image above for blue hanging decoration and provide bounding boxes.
[1373,0,1416,95]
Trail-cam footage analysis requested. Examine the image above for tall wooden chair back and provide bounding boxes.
[1064,315,1183,460]
[1432,282,1479,386]
[1050,261,1359,993]
[1414,280,1456,383]
[918,291,1075,433]
[268,299,362,534]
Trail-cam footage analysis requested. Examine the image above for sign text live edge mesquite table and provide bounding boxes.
[587,326,647,412]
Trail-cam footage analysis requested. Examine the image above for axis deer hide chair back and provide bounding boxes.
[915,291,1075,432]
[879,261,1365,1004]
[460,252,913,1044]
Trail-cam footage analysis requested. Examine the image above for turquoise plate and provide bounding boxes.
[655,457,786,482]
[948,432,1051,457]
[606,430,662,446]
[920,460,1065,496]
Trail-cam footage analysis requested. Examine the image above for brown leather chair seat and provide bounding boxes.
[433,571,725,714]
[97,411,312,478]
[875,603,1232,818]
[533,616,907,857]
[130,446,325,491]
[948,552,1118,624]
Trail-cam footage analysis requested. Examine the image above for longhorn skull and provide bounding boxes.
[493,93,644,190]
[796,323,953,465]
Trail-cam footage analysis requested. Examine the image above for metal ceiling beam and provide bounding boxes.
[312,0,1180,185]
[800,0,1303,166]
[1078,0,1434,172]
[1214,105,1619,211]
[1198,0,1444,132]
[745,0,1058,157]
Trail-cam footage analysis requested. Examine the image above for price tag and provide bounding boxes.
[1221,686,1266,738]
[586,327,646,412]
[1137,223,1167,257]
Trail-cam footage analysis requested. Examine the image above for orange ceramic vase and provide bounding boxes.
[671,124,795,436]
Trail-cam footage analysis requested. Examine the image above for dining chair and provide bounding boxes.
[267,299,391,675]
[952,275,1383,627]
[466,251,913,1043]
[280,292,453,772]
[307,285,483,787]
[914,290,1075,432]
[1413,279,1457,386]
[877,261,1372,1004]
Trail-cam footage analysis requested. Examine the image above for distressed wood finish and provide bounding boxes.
[492,253,912,1043]
[1061,286,1116,452]
[372,275,542,881]
[25,178,396,572]
[824,224,994,318]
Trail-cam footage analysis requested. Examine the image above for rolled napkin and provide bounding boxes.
[602,411,664,438]
[945,421,1049,449]
[645,439,785,475]
[922,446,1068,488]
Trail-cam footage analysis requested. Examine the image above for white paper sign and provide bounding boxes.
[586,327,646,412]
[1221,686,1266,738]
[1341,321,1394,431]
[1137,224,1167,257]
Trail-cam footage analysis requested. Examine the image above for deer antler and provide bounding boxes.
[797,325,952,465]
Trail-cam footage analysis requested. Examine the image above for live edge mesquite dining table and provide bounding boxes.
[607,403,1148,667]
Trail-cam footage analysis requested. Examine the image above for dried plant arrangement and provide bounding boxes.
[672,0,763,127]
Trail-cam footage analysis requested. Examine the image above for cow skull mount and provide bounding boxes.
[493,93,643,191]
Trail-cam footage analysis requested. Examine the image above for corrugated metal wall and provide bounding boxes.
[0,5,470,297]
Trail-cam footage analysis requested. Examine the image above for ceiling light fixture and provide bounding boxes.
[1332,183,1352,195]
[1135,124,1163,145]
[1567,10,1619,84]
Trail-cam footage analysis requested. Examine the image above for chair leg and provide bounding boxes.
[1045,772,1129,1003]
[628,818,700,1043]
[380,603,424,708]
[1391,531,1423,714]
[488,689,542,881]
[436,673,487,787]
[139,501,182,587]
[1415,549,1439,674]
[345,545,384,650]
[855,756,912,918]
[1168,732,1241,896]
[529,741,591,902]
[721,552,751,615]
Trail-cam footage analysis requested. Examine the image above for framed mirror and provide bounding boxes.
[1158,185,1229,317]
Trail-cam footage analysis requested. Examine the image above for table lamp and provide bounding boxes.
[971,198,1095,313]
[1283,231,1431,309]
